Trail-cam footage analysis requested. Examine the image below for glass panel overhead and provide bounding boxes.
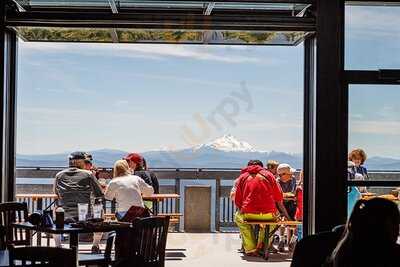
[14,26,308,45]
[8,1,315,45]
[13,1,312,15]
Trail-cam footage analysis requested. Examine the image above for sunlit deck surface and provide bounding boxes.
[42,233,291,266]
[165,233,291,267]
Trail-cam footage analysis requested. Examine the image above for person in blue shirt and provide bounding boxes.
[348,149,369,193]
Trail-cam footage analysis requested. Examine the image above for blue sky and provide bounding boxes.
[16,6,400,159]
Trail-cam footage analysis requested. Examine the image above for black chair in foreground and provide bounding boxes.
[115,216,170,267]
[0,202,30,249]
[9,246,77,267]
[78,231,116,267]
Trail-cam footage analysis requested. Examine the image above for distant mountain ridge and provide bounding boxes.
[16,135,400,170]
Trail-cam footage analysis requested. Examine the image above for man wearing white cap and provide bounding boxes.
[276,163,297,252]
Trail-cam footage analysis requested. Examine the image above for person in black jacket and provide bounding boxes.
[123,153,159,193]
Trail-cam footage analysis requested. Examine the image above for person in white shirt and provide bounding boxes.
[105,159,154,212]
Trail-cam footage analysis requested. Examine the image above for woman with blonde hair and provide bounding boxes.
[105,160,154,213]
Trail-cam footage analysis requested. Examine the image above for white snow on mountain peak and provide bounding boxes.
[194,134,256,152]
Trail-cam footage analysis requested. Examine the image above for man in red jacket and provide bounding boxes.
[234,160,288,256]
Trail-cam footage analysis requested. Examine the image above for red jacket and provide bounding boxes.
[234,165,283,214]
[295,186,303,220]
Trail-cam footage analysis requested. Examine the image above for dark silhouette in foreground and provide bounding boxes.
[326,198,400,267]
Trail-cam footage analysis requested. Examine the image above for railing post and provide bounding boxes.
[175,177,180,231]
[215,178,221,232]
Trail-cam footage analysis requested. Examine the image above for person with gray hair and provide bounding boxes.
[53,151,104,253]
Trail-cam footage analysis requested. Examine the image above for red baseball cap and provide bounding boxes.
[124,153,143,165]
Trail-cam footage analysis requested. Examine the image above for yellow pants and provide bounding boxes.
[234,211,277,253]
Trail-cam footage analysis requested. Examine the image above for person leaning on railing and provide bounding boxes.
[53,151,104,253]
[234,160,290,257]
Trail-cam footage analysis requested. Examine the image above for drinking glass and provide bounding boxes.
[93,203,103,219]
[78,203,89,221]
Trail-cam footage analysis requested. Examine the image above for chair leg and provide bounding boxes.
[262,226,270,260]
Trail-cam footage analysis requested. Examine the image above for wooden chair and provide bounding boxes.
[78,231,116,267]
[115,216,170,267]
[9,246,77,267]
[0,202,30,249]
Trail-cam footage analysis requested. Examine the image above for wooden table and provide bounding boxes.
[143,194,180,215]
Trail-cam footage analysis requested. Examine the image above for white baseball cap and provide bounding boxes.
[277,163,296,175]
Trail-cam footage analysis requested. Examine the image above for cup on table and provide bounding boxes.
[78,203,89,221]
[93,203,103,219]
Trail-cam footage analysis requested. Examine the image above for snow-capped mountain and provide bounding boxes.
[16,134,400,170]
[194,134,256,152]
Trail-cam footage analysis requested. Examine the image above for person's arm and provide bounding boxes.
[150,172,159,194]
[90,174,104,198]
[53,176,59,197]
[270,176,291,220]
[104,181,116,200]
[277,201,291,220]
[234,178,243,210]
[138,177,154,197]
[230,178,239,201]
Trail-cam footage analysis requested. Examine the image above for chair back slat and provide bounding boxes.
[133,216,170,266]
[115,216,170,267]
[9,246,77,267]
[0,202,30,248]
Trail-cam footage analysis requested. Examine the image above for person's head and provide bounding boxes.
[83,153,93,170]
[348,198,399,244]
[123,153,143,171]
[68,151,88,169]
[348,149,367,167]
[113,159,131,178]
[247,160,264,167]
[330,198,400,266]
[266,160,279,175]
[277,163,295,182]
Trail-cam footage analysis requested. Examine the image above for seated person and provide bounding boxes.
[325,198,400,267]
[266,160,279,177]
[104,160,154,214]
[348,148,369,193]
[123,153,158,191]
[105,160,154,260]
[234,160,286,256]
[276,163,297,252]
[53,151,104,253]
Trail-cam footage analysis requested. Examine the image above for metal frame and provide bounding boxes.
[303,35,315,237]
[1,0,18,202]
[345,69,400,191]
[5,12,315,32]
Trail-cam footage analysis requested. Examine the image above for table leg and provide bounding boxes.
[262,226,270,260]
[69,233,78,251]
[36,231,42,246]
[69,233,79,266]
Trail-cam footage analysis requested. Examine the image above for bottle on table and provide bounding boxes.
[55,207,64,228]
